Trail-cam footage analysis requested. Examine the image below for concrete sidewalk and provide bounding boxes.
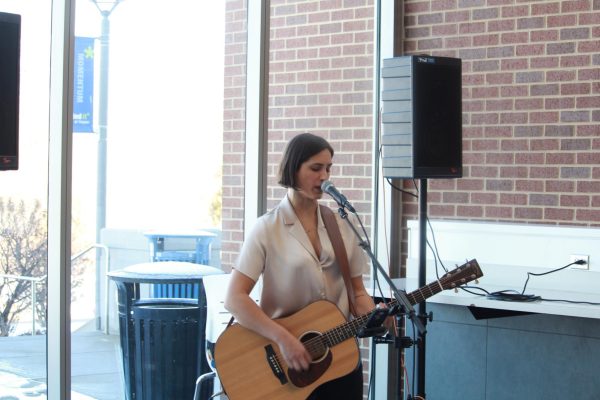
[0,330,123,400]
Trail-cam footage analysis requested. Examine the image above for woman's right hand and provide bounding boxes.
[224,271,312,372]
[276,331,312,372]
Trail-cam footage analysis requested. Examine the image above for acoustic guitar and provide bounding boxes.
[214,259,482,400]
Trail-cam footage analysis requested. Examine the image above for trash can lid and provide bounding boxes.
[143,229,217,239]
[108,261,223,283]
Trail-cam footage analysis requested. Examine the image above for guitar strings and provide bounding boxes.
[278,268,473,370]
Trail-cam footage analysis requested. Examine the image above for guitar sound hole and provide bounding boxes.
[300,331,329,363]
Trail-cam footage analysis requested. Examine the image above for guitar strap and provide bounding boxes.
[319,204,358,317]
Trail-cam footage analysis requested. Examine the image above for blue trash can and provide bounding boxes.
[143,230,217,298]
[144,229,216,265]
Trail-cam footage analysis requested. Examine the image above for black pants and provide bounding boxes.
[306,366,363,400]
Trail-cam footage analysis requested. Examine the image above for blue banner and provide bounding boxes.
[73,37,95,133]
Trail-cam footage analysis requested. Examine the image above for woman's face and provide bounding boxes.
[295,148,332,200]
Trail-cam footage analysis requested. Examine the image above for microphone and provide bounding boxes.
[321,180,356,213]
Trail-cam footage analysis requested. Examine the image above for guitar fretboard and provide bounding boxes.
[303,279,442,355]
[305,260,481,355]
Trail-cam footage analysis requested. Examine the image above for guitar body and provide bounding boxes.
[214,259,484,400]
[214,300,359,400]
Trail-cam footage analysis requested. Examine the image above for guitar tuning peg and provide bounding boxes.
[475,279,479,284]
[454,288,458,293]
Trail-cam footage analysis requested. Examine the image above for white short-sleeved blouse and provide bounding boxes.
[234,195,369,319]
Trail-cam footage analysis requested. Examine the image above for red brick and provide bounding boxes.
[548,14,578,27]
[472,193,498,203]
[515,207,543,220]
[561,83,592,95]
[546,70,577,82]
[561,195,590,207]
[577,152,600,164]
[546,180,575,192]
[457,179,485,191]
[516,44,545,56]
[530,56,560,69]
[499,112,528,124]
[515,98,543,110]
[501,5,530,18]
[561,0,592,13]
[531,30,559,42]
[429,204,456,216]
[531,2,560,15]
[457,205,484,217]
[500,166,528,178]
[486,152,515,164]
[577,181,600,192]
[561,54,591,67]
[545,208,575,221]
[546,153,576,164]
[576,209,600,222]
[530,112,560,124]
[485,206,513,219]
[516,180,544,192]
[530,193,559,206]
[473,34,500,46]
[531,167,560,178]
[545,97,576,109]
[484,126,512,137]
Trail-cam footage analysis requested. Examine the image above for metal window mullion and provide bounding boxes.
[243,0,270,236]
[47,0,75,398]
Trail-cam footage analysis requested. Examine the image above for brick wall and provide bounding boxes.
[222,0,249,269]
[401,0,600,231]
[222,0,376,271]
[223,0,599,270]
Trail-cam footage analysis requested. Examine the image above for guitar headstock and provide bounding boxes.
[439,259,483,290]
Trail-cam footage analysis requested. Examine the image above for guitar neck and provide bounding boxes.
[316,279,443,351]
[310,259,483,357]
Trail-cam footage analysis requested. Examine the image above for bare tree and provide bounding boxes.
[0,198,48,336]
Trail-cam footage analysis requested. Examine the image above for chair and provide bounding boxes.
[193,273,261,400]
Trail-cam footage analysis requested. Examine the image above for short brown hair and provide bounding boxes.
[278,133,334,189]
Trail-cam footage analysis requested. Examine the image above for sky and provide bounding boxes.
[0,0,226,235]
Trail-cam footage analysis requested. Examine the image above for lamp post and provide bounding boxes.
[90,0,124,330]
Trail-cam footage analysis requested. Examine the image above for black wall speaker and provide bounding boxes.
[0,12,21,171]
[381,55,462,179]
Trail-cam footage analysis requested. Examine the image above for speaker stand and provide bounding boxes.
[416,178,429,398]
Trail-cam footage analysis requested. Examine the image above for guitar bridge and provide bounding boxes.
[265,344,288,385]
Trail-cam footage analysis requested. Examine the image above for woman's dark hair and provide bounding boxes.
[278,133,334,189]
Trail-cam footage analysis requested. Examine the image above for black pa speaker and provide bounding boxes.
[381,55,462,179]
[0,12,21,171]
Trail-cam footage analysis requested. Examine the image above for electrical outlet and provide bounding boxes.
[570,254,590,270]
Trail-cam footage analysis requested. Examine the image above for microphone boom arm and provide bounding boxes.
[336,207,427,335]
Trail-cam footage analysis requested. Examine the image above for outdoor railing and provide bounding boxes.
[71,243,110,334]
[0,273,47,335]
[0,243,109,336]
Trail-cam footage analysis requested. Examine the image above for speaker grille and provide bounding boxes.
[381,55,462,179]
[0,12,20,171]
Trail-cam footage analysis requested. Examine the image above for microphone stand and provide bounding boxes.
[335,207,427,335]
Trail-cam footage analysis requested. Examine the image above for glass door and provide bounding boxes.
[71,1,225,398]
[0,0,51,397]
